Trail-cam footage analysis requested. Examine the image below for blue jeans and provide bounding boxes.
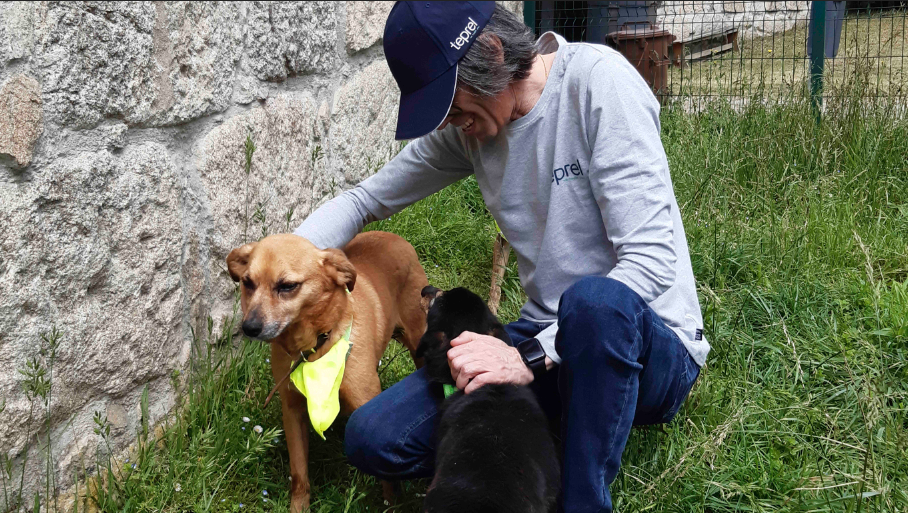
[344,277,700,512]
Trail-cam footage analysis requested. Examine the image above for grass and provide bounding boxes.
[666,10,908,102]
[33,94,908,512]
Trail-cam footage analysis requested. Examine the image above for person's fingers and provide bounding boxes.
[448,346,482,381]
[455,371,470,390]
[446,343,470,360]
[449,331,478,347]
[464,372,493,394]
[449,352,482,372]
[455,362,483,390]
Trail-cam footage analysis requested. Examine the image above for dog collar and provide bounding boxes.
[443,384,458,398]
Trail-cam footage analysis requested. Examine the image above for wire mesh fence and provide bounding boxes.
[528,1,908,109]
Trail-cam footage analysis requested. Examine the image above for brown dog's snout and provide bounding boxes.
[242,310,264,338]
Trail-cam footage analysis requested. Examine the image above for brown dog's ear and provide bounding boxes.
[226,243,256,282]
[322,248,357,292]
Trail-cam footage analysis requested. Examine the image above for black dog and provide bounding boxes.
[416,286,560,513]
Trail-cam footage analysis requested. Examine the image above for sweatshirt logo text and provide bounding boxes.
[450,17,479,49]
[552,159,585,185]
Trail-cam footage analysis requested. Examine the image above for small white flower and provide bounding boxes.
[132,464,137,470]
[263,490,268,496]
[241,426,245,430]
[242,416,250,423]
[174,483,182,492]
[221,499,226,503]
[253,425,263,434]
[263,498,268,503]
[239,503,244,508]
[266,358,270,363]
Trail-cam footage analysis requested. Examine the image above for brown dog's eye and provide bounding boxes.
[242,278,256,291]
[276,282,300,294]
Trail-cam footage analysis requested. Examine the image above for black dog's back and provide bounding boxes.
[417,287,559,513]
[428,384,559,513]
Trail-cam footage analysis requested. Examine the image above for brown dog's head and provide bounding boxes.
[226,234,356,357]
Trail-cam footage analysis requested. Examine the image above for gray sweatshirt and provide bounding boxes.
[295,33,710,367]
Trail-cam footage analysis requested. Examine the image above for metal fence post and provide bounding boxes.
[809,1,827,121]
[524,1,535,31]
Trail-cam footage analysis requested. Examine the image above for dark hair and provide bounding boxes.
[456,5,538,97]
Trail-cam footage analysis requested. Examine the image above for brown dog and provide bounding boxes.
[227,231,428,512]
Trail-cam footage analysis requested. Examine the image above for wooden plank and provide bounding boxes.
[687,41,736,62]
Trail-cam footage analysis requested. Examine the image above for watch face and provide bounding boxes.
[519,338,545,363]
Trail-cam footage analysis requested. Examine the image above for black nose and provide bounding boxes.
[242,318,262,338]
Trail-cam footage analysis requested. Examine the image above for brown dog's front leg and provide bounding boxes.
[272,346,311,512]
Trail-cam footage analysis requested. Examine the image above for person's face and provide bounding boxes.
[436,86,514,141]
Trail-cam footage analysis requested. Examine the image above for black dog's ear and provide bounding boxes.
[420,285,443,313]
[417,331,454,384]
[415,330,446,358]
[489,323,512,346]
[421,285,441,298]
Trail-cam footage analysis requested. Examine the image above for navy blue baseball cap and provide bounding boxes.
[383,2,496,140]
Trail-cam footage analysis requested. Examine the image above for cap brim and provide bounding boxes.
[394,64,457,141]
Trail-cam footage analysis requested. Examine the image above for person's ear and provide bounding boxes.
[479,32,504,64]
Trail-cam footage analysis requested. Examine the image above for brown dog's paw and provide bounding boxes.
[289,475,311,513]
[289,492,310,513]
[382,480,398,510]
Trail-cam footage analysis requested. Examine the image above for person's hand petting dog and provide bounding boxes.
[448,332,534,393]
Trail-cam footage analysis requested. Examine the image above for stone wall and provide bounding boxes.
[0,1,520,508]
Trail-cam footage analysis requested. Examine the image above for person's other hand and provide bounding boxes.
[448,331,533,393]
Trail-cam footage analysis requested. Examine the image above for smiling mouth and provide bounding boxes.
[460,118,474,133]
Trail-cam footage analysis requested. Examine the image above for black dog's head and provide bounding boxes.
[415,286,511,385]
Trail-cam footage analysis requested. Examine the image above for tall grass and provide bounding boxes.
[618,97,908,512]
[8,92,905,512]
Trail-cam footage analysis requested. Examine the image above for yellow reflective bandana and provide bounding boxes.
[289,317,353,440]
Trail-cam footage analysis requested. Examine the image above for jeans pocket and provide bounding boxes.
[661,356,700,423]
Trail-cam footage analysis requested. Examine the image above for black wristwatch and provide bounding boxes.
[516,337,547,380]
